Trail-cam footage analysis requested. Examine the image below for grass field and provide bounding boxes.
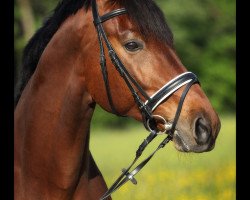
[90,115,236,200]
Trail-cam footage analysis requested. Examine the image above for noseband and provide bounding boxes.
[91,0,199,199]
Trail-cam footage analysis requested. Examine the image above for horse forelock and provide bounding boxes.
[109,0,174,47]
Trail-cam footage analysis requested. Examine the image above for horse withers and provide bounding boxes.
[14,0,220,199]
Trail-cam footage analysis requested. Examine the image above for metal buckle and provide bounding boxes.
[122,169,137,185]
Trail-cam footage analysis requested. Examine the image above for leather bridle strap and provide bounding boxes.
[99,132,171,200]
[99,78,198,200]
[144,72,198,130]
[92,0,152,119]
[98,8,127,24]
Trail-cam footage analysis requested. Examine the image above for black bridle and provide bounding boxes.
[91,0,199,199]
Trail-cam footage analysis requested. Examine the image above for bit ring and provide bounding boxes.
[146,115,172,134]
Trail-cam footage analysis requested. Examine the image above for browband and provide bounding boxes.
[98,8,127,24]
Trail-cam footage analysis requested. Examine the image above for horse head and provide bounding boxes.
[80,0,220,153]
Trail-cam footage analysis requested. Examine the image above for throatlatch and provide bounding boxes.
[91,0,199,199]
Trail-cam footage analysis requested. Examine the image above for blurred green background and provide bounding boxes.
[90,116,235,200]
[14,0,236,199]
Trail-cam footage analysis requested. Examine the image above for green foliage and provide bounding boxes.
[156,0,236,114]
[14,2,25,76]
[14,0,58,83]
[29,0,58,27]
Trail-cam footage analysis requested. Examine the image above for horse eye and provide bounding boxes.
[124,41,142,52]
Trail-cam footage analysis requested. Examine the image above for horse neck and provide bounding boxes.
[14,9,108,199]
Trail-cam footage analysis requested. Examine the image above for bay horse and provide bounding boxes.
[14,0,221,199]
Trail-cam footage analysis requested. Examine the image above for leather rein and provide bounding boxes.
[91,1,199,199]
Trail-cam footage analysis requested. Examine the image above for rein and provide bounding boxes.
[91,0,199,199]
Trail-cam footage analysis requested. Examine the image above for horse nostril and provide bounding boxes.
[194,117,211,145]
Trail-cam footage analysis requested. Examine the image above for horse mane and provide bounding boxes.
[14,0,173,107]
